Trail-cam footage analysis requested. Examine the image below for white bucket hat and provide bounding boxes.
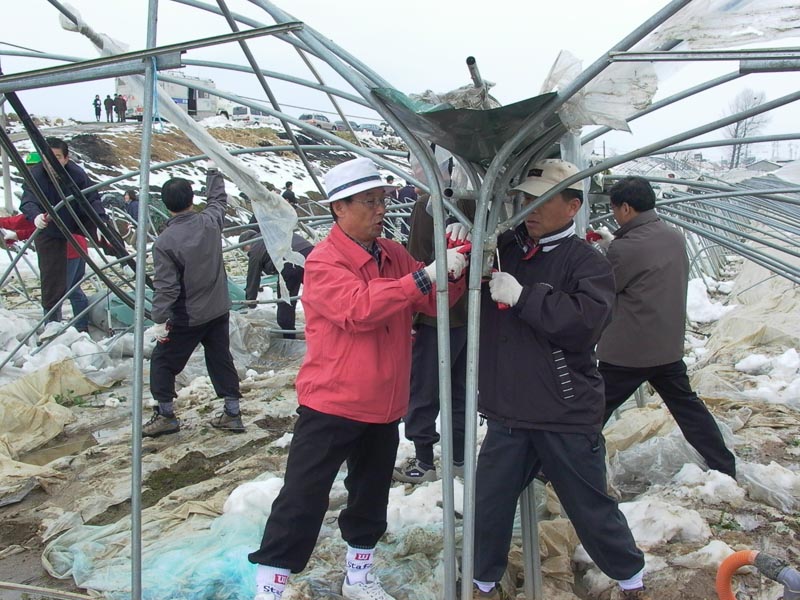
[511,159,584,198]
[322,157,398,204]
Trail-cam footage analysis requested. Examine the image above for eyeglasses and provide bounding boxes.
[352,197,388,208]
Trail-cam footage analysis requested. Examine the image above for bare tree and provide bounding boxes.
[724,89,770,169]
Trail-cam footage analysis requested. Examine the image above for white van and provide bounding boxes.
[231,105,269,123]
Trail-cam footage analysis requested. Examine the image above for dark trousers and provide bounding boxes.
[474,421,644,583]
[600,360,736,477]
[66,257,89,332]
[276,264,303,339]
[249,406,400,572]
[404,324,467,465]
[149,313,240,404]
[36,235,67,319]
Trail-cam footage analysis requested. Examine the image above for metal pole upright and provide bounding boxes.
[131,1,159,598]
[0,58,12,214]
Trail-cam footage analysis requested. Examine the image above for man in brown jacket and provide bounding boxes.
[596,176,736,478]
[393,190,474,483]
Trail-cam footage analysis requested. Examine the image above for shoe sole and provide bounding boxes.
[142,427,180,438]
[209,423,245,433]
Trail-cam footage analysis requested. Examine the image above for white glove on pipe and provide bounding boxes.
[34,214,50,230]
[489,271,523,307]
[423,248,467,282]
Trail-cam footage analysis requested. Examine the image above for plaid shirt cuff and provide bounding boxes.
[413,269,433,295]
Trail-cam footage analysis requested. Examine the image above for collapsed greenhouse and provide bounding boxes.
[0,1,799,599]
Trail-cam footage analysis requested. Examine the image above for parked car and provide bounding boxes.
[334,120,361,131]
[360,123,385,137]
[299,113,336,132]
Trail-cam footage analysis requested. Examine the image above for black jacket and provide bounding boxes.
[245,234,314,302]
[20,161,106,240]
[478,225,615,433]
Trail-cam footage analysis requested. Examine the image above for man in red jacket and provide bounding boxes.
[248,158,467,600]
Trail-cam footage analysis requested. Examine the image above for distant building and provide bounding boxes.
[747,159,782,173]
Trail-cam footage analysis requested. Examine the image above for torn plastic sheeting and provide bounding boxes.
[42,501,249,600]
[603,406,676,457]
[251,191,307,302]
[0,358,99,458]
[737,460,800,513]
[607,424,735,495]
[646,0,800,51]
[373,88,561,164]
[540,49,658,133]
[58,8,299,297]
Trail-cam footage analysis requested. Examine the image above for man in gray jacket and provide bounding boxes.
[597,176,735,478]
[144,167,243,437]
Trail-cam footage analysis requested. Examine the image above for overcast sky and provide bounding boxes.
[2,0,799,162]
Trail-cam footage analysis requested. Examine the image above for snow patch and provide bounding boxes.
[686,278,736,323]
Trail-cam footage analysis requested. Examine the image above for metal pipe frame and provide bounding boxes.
[0,22,304,92]
[609,48,800,63]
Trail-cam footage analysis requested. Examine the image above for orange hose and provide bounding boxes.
[716,550,759,600]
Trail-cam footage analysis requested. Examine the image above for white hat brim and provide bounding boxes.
[320,182,398,204]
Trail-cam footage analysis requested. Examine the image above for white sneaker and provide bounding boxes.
[341,572,396,600]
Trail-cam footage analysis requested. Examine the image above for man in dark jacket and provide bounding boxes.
[281,181,297,204]
[19,137,108,323]
[597,176,736,478]
[473,160,647,600]
[104,95,114,122]
[114,94,126,122]
[144,167,243,438]
[239,229,313,339]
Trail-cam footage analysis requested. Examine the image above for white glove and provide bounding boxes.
[594,226,614,251]
[146,322,170,343]
[34,214,50,230]
[423,248,467,282]
[1,229,17,241]
[445,222,471,244]
[489,271,523,307]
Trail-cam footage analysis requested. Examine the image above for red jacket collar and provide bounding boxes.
[329,224,393,269]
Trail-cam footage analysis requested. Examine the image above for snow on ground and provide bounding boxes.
[732,348,800,405]
[686,277,736,323]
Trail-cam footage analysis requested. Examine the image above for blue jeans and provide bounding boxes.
[66,257,89,332]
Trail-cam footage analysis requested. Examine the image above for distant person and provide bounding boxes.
[92,95,102,122]
[238,229,313,339]
[19,138,108,325]
[397,181,418,204]
[115,94,127,123]
[597,176,736,479]
[395,182,417,239]
[385,175,398,200]
[281,181,297,205]
[104,95,114,122]
[144,167,243,438]
[124,188,139,220]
